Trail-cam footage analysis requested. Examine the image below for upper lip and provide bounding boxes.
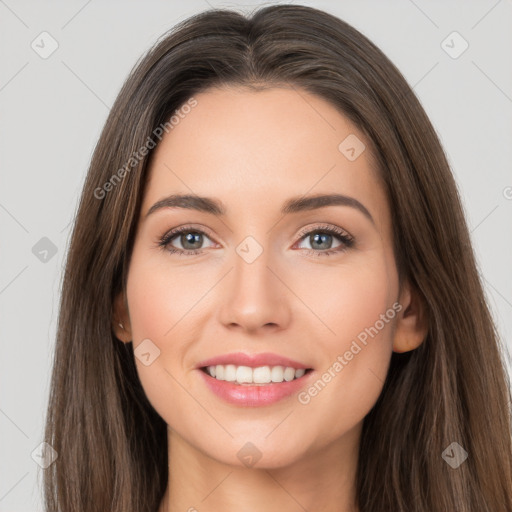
[196,352,311,369]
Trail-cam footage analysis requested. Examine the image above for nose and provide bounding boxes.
[217,246,292,334]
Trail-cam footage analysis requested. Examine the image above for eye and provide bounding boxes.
[157,226,216,255]
[294,225,354,256]
[157,223,354,257]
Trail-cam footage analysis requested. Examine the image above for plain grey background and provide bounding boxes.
[1,0,511,510]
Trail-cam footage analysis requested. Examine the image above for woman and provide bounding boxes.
[43,4,512,511]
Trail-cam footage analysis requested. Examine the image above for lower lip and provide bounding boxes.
[198,369,313,407]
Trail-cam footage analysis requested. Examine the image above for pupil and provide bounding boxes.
[311,233,331,250]
[182,232,202,250]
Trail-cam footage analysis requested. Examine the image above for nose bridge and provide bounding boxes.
[218,234,291,331]
[233,244,273,297]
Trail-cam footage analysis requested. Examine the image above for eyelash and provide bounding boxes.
[157,224,355,258]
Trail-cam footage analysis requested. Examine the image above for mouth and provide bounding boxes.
[196,352,314,406]
[200,364,314,386]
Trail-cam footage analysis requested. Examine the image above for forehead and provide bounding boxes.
[143,86,387,225]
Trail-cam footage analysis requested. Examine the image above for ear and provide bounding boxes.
[393,280,428,353]
[112,291,132,343]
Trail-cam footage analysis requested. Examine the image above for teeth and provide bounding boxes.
[236,365,253,383]
[224,364,236,382]
[271,366,284,382]
[253,366,271,384]
[205,364,308,385]
[283,367,295,381]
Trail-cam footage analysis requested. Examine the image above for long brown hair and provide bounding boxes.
[43,5,512,511]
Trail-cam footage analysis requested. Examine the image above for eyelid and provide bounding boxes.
[294,223,353,243]
[162,223,217,241]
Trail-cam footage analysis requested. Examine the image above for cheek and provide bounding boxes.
[124,250,203,429]
[125,247,208,342]
[292,254,396,428]
[292,252,396,353]
[332,257,396,378]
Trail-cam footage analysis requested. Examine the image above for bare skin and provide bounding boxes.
[113,85,427,512]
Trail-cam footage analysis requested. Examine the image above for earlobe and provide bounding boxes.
[112,291,132,343]
[392,281,428,353]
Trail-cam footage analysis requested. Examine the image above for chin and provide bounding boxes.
[195,434,313,470]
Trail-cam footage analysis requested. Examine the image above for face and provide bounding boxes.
[114,85,423,469]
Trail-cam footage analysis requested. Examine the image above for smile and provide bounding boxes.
[202,364,310,385]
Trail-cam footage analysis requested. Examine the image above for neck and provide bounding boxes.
[159,425,361,512]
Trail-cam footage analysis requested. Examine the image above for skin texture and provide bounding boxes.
[113,86,427,512]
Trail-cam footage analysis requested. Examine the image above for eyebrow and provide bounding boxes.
[145,193,374,224]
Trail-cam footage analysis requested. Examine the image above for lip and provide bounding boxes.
[198,369,314,407]
[196,351,314,407]
[196,351,310,370]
